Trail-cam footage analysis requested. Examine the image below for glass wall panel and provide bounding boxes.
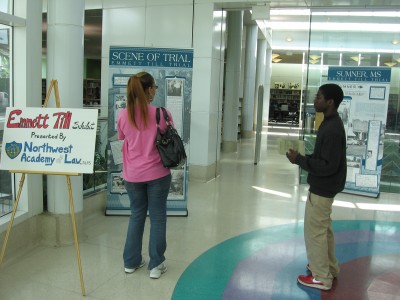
[302,9,400,194]
[0,1,11,14]
[0,24,11,217]
[83,116,108,195]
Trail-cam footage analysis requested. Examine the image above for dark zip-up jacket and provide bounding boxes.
[295,113,347,198]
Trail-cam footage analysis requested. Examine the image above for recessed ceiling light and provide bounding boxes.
[392,40,399,45]
[384,62,396,67]
[309,55,321,60]
[272,58,282,63]
[286,36,293,42]
[272,53,280,59]
[351,56,364,62]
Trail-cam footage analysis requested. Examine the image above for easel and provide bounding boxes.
[0,80,86,296]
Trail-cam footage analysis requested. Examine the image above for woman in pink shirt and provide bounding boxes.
[118,71,172,279]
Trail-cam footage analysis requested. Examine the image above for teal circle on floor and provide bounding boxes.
[172,220,400,300]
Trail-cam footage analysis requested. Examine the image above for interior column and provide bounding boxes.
[222,11,243,152]
[45,0,85,245]
[242,24,258,138]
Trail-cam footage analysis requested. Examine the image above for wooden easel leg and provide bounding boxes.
[66,175,86,296]
[0,173,26,268]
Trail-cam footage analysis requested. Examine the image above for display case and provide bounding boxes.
[269,88,302,124]
[83,79,101,105]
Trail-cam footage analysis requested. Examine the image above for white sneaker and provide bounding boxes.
[124,259,145,274]
[150,262,167,279]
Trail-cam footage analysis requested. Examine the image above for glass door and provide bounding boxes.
[301,9,400,193]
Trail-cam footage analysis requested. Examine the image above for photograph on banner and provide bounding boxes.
[0,107,98,174]
[113,94,127,131]
[170,168,185,200]
[110,172,126,194]
[109,140,123,165]
[365,120,381,171]
[106,47,192,215]
[346,155,362,183]
[338,95,351,137]
[166,77,185,136]
[328,66,391,197]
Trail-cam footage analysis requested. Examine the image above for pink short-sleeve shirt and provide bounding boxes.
[117,105,171,182]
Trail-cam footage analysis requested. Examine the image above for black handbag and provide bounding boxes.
[156,107,187,168]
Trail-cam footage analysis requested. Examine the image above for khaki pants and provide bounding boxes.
[304,192,340,288]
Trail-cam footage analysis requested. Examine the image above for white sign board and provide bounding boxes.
[0,107,98,174]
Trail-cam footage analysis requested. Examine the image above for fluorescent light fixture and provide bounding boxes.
[272,45,400,53]
[270,9,310,16]
[269,21,400,32]
[270,9,400,18]
[269,22,309,30]
[312,22,400,32]
[312,11,400,17]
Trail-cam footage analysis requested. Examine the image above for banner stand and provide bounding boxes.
[106,47,192,216]
[0,80,86,296]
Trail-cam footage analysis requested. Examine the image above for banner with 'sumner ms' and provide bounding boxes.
[0,107,98,174]
[328,66,391,197]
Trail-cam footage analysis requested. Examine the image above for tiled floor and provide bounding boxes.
[0,127,399,299]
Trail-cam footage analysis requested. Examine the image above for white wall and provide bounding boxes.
[100,0,227,180]
[100,2,194,118]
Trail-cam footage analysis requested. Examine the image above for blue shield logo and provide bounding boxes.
[5,141,22,159]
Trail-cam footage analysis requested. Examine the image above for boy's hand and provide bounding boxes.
[286,148,298,164]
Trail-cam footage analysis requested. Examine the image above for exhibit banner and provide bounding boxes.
[0,107,98,174]
[328,66,391,197]
[106,47,192,216]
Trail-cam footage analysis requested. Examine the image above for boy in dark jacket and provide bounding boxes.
[286,83,346,290]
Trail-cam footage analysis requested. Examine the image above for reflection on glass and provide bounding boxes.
[0,24,11,217]
[300,9,400,193]
[0,1,10,14]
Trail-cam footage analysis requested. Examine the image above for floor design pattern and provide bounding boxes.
[172,220,400,300]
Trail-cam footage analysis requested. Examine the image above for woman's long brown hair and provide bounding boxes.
[126,72,154,128]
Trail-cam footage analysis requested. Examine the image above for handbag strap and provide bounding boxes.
[156,107,161,125]
[156,107,171,127]
[160,107,170,125]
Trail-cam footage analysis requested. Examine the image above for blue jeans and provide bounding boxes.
[123,174,171,270]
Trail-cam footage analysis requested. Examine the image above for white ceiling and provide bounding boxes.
[245,1,400,64]
[42,1,400,62]
[220,0,400,9]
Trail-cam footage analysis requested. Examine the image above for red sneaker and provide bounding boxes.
[297,274,331,290]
